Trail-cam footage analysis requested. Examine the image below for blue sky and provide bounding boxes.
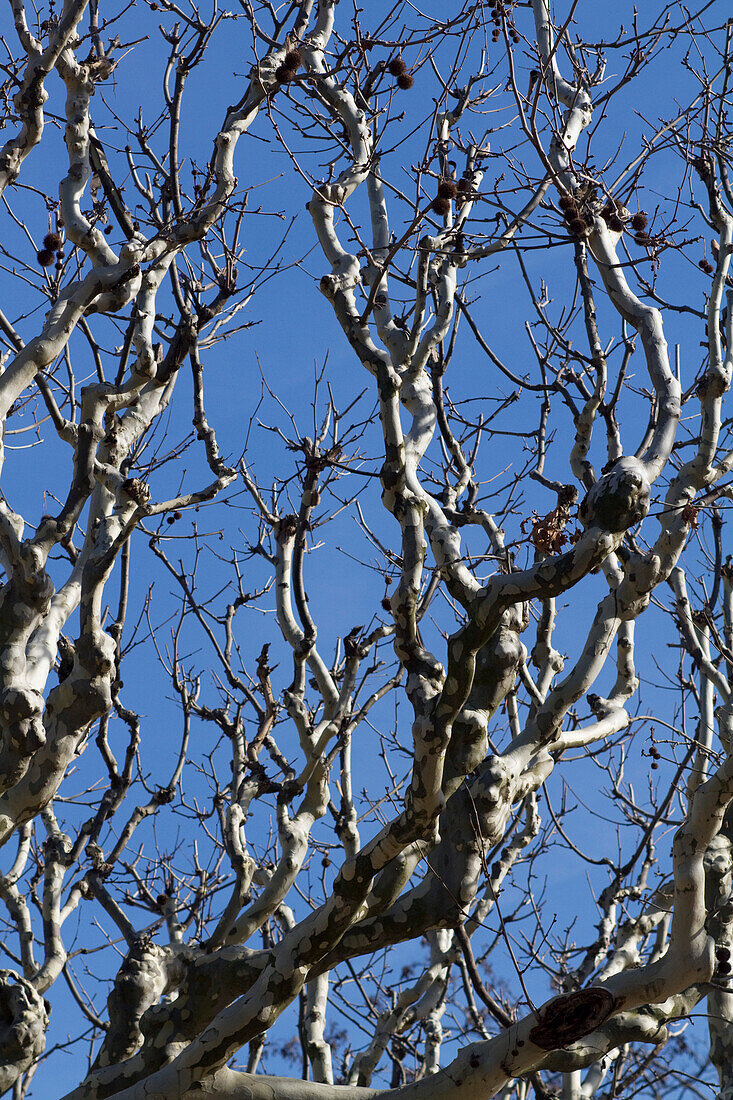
[1,0,730,1095]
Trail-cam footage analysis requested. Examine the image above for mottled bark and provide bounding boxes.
[1,0,733,1098]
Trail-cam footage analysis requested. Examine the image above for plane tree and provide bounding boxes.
[1,1,733,1098]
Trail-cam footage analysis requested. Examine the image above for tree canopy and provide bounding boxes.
[1,1,733,1098]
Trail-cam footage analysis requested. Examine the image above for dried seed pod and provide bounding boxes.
[631,212,647,231]
[608,215,624,232]
[431,196,450,216]
[437,179,458,199]
[457,177,470,193]
[36,248,54,267]
[569,217,587,235]
[558,194,575,211]
[396,72,414,89]
[283,48,302,71]
[635,232,649,245]
[275,64,297,83]
[43,231,61,250]
[104,225,113,235]
[387,57,406,76]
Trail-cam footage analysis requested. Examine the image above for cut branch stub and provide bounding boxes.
[528,986,616,1050]
[0,970,50,1094]
[578,456,650,533]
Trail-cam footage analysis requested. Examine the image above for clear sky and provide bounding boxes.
[0,0,729,1095]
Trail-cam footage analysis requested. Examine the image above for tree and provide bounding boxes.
[1,0,733,1096]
